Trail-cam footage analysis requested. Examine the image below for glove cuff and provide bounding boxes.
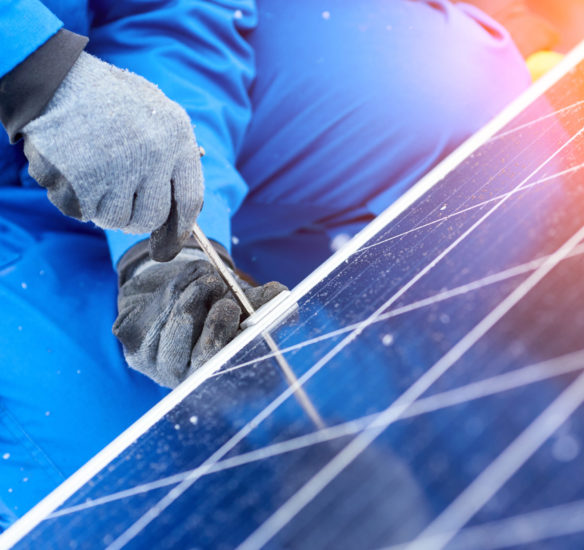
[0,29,88,142]
[117,237,235,286]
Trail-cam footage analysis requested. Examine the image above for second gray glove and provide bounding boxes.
[112,243,287,388]
[21,52,204,261]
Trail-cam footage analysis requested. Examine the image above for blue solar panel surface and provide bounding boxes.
[5,49,584,550]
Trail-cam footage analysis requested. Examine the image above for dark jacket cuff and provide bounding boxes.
[117,238,236,287]
[0,29,88,143]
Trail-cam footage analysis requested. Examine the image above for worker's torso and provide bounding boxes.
[1,0,530,248]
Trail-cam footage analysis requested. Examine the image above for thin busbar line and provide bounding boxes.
[3,40,583,550]
[105,129,584,550]
[235,222,584,550]
[420,500,584,550]
[423,499,584,550]
[382,499,584,550]
[212,242,584,380]
[47,349,584,520]
[192,223,325,429]
[405,370,584,550]
[487,99,584,142]
[358,162,584,254]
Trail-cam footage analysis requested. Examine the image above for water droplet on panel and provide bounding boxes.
[552,434,580,462]
[382,334,394,346]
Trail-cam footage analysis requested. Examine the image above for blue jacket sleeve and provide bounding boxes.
[90,0,257,265]
[0,0,63,77]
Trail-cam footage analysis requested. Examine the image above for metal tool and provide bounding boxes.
[192,223,325,429]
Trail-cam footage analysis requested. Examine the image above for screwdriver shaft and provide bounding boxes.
[192,223,254,316]
[191,223,325,429]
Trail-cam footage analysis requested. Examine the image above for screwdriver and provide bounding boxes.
[192,223,325,429]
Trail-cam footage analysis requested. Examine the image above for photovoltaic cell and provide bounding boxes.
[4,43,584,550]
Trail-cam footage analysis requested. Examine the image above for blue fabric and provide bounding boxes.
[1,0,257,262]
[87,0,258,259]
[231,0,531,286]
[0,0,531,526]
[0,187,169,524]
[0,0,63,77]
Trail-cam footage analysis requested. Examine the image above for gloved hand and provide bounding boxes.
[21,52,204,261]
[112,241,287,388]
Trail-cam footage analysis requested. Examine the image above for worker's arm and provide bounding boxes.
[0,1,205,261]
[0,0,63,77]
[113,240,286,388]
[87,0,257,264]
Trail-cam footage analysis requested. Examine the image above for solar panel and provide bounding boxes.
[4,42,584,550]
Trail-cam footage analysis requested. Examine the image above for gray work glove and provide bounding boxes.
[112,241,287,388]
[21,52,204,261]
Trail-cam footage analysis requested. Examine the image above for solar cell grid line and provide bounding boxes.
[209,238,584,380]
[226,126,584,550]
[105,127,584,550]
[209,241,584,377]
[362,103,584,264]
[435,499,584,550]
[406,370,584,550]
[3,39,584,550]
[487,99,584,143]
[383,499,584,550]
[41,348,584,522]
[235,222,584,550]
[358,162,584,255]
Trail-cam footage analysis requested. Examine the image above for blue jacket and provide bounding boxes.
[0,0,256,263]
[0,0,532,273]
[1,0,533,278]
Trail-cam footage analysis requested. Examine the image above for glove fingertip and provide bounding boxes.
[245,281,288,310]
[111,310,143,355]
[205,298,242,338]
[24,145,84,220]
[149,225,186,262]
[188,298,241,373]
[149,184,193,261]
